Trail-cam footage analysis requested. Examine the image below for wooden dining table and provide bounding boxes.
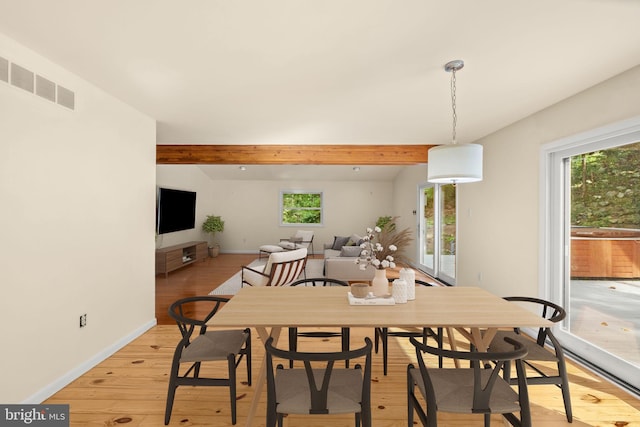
[208,285,551,427]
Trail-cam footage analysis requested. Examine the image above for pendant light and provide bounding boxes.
[427,60,483,184]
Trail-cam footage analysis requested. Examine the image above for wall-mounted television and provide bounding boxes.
[156,187,197,234]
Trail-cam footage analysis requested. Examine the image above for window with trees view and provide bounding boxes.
[280,191,323,225]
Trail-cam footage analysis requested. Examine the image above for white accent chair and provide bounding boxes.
[242,248,308,287]
[259,230,314,258]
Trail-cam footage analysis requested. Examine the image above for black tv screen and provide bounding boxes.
[156,187,197,234]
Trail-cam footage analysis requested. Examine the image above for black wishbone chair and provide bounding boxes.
[374,279,446,374]
[265,337,373,427]
[165,296,251,425]
[408,336,531,427]
[286,277,351,367]
[489,296,573,422]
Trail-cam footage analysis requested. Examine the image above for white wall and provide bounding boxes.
[155,166,395,254]
[0,33,157,403]
[458,65,640,296]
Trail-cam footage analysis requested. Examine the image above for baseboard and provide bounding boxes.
[23,318,157,404]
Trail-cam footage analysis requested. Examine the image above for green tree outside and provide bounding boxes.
[282,192,322,224]
[571,141,640,229]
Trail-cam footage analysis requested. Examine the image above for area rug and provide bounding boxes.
[210,258,325,295]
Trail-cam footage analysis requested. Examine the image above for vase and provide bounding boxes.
[400,268,416,300]
[371,268,389,297]
[392,279,407,303]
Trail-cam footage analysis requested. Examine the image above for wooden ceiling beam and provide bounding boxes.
[156,144,432,165]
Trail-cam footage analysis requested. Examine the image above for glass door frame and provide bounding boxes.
[542,117,640,391]
[419,183,456,285]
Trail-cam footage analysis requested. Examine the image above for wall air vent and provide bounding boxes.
[11,63,34,93]
[1,55,75,111]
[0,56,7,83]
[36,75,56,102]
[57,85,75,110]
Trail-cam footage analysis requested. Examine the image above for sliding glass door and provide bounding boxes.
[545,122,640,391]
[419,183,456,284]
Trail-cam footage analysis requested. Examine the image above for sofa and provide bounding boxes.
[324,233,376,281]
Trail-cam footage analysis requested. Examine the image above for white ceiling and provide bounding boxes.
[1,0,640,180]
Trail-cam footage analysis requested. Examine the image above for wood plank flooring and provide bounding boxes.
[45,254,640,426]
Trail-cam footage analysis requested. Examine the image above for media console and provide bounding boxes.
[155,240,208,277]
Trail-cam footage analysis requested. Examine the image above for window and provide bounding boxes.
[280,191,323,226]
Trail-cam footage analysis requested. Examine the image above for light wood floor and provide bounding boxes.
[45,254,640,426]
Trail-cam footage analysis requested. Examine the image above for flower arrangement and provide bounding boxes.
[355,217,412,270]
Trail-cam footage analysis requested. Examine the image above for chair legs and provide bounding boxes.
[376,327,444,375]
[407,365,414,427]
[164,329,251,426]
[407,364,435,427]
[557,356,573,422]
[228,354,237,425]
[164,351,181,425]
[503,357,572,423]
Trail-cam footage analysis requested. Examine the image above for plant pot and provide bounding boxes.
[208,246,220,258]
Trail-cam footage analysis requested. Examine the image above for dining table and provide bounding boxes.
[208,285,551,427]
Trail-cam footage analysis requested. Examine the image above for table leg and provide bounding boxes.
[453,327,499,368]
[454,327,497,352]
[244,326,281,427]
[445,327,460,368]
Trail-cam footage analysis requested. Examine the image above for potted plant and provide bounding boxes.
[202,215,225,257]
[376,215,395,232]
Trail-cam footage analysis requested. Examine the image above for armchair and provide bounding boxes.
[259,230,314,258]
[242,248,307,287]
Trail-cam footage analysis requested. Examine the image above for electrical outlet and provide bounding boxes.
[79,314,87,328]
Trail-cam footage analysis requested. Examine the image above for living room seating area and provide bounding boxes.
[323,233,377,282]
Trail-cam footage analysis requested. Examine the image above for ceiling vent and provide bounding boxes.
[1,55,75,110]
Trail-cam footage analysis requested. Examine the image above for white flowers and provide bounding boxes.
[355,225,397,270]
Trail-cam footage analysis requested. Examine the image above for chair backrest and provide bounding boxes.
[265,337,372,415]
[410,336,529,415]
[264,248,307,287]
[294,230,314,249]
[503,296,566,346]
[168,296,229,341]
[288,277,348,287]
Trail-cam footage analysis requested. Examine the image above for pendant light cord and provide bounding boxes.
[451,68,457,144]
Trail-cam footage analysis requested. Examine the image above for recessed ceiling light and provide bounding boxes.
[239,166,247,171]
[353,167,360,172]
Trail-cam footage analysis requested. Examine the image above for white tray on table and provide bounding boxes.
[347,292,395,305]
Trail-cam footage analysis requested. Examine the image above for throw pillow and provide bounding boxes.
[332,236,350,250]
[340,246,363,257]
[350,233,364,246]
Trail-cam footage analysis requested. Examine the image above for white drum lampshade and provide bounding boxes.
[427,143,483,184]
